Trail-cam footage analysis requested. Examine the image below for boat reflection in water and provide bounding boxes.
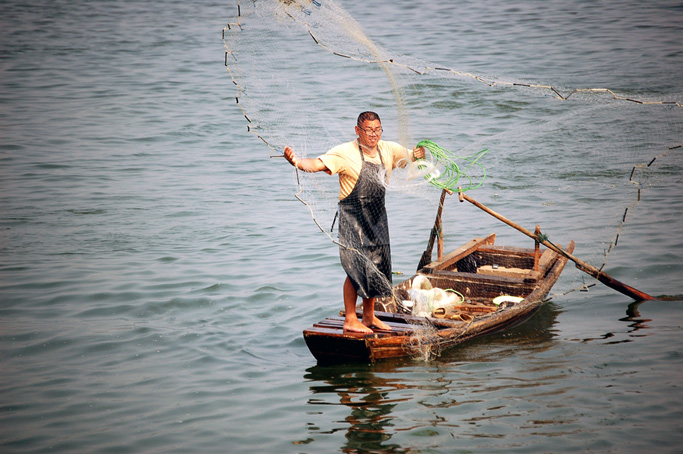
[302,302,563,452]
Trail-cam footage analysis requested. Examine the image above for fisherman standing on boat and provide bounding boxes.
[284,111,425,333]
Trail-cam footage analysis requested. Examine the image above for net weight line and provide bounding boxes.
[222,0,681,156]
[255,0,682,109]
[600,143,682,266]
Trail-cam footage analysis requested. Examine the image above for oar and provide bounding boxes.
[458,189,654,301]
[417,188,449,271]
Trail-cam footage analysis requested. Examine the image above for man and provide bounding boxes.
[284,111,425,333]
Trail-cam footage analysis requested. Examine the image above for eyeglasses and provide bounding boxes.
[359,127,383,136]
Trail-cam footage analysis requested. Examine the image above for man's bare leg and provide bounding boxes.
[362,298,391,331]
[342,276,373,333]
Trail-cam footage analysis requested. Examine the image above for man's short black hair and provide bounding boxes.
[357,111,381,127]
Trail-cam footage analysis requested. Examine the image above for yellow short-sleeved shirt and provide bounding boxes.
[318,140,411,200]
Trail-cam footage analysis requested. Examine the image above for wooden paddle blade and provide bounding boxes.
[575,263,654,301]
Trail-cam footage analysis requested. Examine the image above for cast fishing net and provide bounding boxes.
[222,0,682,350]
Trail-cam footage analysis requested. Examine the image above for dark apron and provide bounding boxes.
[338,142,392,299]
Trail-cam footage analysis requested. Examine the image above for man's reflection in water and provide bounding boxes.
[304,364,415,453]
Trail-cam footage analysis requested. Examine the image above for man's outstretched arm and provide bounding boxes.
[284,146,329,173]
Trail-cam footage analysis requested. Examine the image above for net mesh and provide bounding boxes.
[222,0,682,347]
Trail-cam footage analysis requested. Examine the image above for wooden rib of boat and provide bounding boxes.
[303,233,575,364]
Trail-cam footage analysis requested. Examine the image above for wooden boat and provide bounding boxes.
[303,233,575,364]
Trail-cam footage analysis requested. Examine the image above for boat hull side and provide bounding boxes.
[303,330,372,364]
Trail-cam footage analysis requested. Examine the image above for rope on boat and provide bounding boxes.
[407,312,478,361]
[536,231,549,244]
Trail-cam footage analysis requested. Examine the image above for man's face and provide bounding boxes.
[356,119,382,149]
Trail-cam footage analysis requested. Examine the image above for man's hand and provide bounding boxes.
[413,146,426,161]
[283,146,297,168]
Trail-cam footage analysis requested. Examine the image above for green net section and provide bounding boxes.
[415,140,488,192]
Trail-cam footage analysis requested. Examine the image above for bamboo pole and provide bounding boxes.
[458,190,654,301]
[534,225,541,272]
[417,188,449,270]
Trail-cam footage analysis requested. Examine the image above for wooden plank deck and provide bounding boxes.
[311,316,417,336]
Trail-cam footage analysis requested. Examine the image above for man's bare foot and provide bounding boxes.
[363,315,392,331]
[343,318,374,334]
